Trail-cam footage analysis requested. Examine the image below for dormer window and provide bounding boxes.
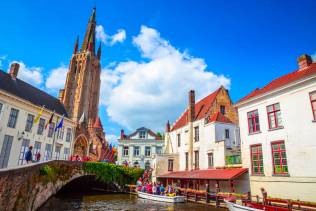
[139,131,146,139]
[220,105,226,115]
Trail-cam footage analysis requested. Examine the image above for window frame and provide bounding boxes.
[185,152,189,170]
[177,134,181,147]
[66,128,72,142]
[63,147,70,160]
[250,144,264,175]
[37,118,46,135]
[7,108,19,128]
[168,159,174,171]
[133,146,140,157]
[156,146,162,155]
[225,129,230,139]
[266,103,283,129]
[47,123,55,138]
[18,139,30,165]
[271,141,289,175]
[220,105,226,115]
[207,152,214,169]
[194,126,199,142]
[247,110,260,134]
[145,146,151,157]
[123,146,129,156]
[25,114,34,132]
[310,91,316,120]
[194,150,199,170]
[139,131,146,139]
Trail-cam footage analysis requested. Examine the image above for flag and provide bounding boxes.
[45,111,55,129]
[55,115,64,132]
[79,112,85,124]
[34,106,45,125]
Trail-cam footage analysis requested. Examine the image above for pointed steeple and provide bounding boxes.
[97,42,101,60]
[73,36,79,54]
[81,8,96,53]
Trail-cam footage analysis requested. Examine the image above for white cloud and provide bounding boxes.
[96,25,126,46]
[8,61,43,86]
[45,65,68,91]
[100,25,230,131]
[106,134,120,146]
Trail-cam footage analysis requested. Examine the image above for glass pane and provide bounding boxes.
[247,112,252,118]
[282,158,287,165]
[275,165,281,173]
[280,143,285,150]
[274,152,280,158]
[251,147,257,153]
[269,114,276,128]
[254,166,258,173]
[276,112,282,126]
[275,158,280,165]
[273,144,278,150]
[267,105,273,112]
[283,166,289,173]
[252,155,257,161]
[259,154,263,160]
[274,103,280,110]
[254,110,258,115]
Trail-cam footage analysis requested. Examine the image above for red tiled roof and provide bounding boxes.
[237,63,316,104]
[207,111,233,124]
[171,87,222,131]
[158,168,248,180]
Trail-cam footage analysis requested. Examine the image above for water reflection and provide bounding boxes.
[40,193,225,211]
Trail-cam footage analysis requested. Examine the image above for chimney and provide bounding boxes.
[120,129,125,139]
[166,121,170,133]
[297,54,312,70]
[9,63,20,79]
[188,90,195,122]
[58,89,64,101]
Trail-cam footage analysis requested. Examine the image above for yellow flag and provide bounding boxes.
[34,106,45,125]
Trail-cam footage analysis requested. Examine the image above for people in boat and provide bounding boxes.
[152,182,157,195]
[146,182,153,194]
[156,183,161,195]
[167,184,172,194]
[160,184,165,195]
[141,184,146,192]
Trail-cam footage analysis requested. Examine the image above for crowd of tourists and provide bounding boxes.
[136,178,179,196]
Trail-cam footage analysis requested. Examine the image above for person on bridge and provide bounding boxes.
[25,146,33,164]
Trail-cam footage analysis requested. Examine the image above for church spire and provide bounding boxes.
[97,42,101,60]
[81,8,96,53]
[73,36,79,54]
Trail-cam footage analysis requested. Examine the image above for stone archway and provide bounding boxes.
[73,134,88,158]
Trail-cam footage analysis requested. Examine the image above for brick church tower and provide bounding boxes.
[59,8,112,161]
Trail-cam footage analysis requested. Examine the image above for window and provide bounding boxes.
[267,103,283,129]
[7,108,19,128]
[37,118,45,135]
[0,103,3,120]
[133,146,140,157]
[25,114,34,132]
[177,134,181,147]
[139,131,146,139]
[168,159,174,171]
[271,141,289,175]
[194,150,199,169]
[310,91,316,120]
[123,146,129,156]
[63,147,70,160]
[48,123,55,138]
[33,141,42,161]
[156,146,162,155]
[145,146,151,157]
[57,127,64,139]
[185,152,189,170]
[44,144,52,161]
[145,161,151,169]
[54,146,61,160]
[220,105,226,115]
[250,144,264,175]
[208,153,214,168]
[18,139,30,165]
[194,126,199,142]
[225,129,230,139]
[247,110,260,133]
[0,135,13,169]
[66,128,72,142]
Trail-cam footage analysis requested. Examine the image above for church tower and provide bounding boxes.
[60,8,102,126]
[59,8,112,162]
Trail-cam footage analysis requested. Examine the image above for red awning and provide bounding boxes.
[157,168,248,180]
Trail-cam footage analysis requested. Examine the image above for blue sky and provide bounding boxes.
[0,0,315,144]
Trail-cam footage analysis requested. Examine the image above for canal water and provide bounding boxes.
[39,192,226,211]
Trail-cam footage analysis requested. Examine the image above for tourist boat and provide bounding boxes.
[137,191,185,203]
[225,200,290,211]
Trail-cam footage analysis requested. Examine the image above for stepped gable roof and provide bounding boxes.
[170,87,222,131]
[207,111,233,124]
[126,127,162,140]
[158,168,248,180]
[0,70,68,117]
[93,117,103,129]
[237,62,316,104]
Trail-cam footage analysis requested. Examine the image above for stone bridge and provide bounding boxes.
[0,160,126,211]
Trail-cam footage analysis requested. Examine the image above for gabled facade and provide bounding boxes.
[235,54,316,201]
[117,127,164,169]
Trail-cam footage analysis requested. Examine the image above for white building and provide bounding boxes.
[117,127,164,169]
[155,87,249,193]
[235,54,316,202]
[0,63,75,169]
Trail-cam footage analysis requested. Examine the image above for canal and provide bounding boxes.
[39,192,226,211]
